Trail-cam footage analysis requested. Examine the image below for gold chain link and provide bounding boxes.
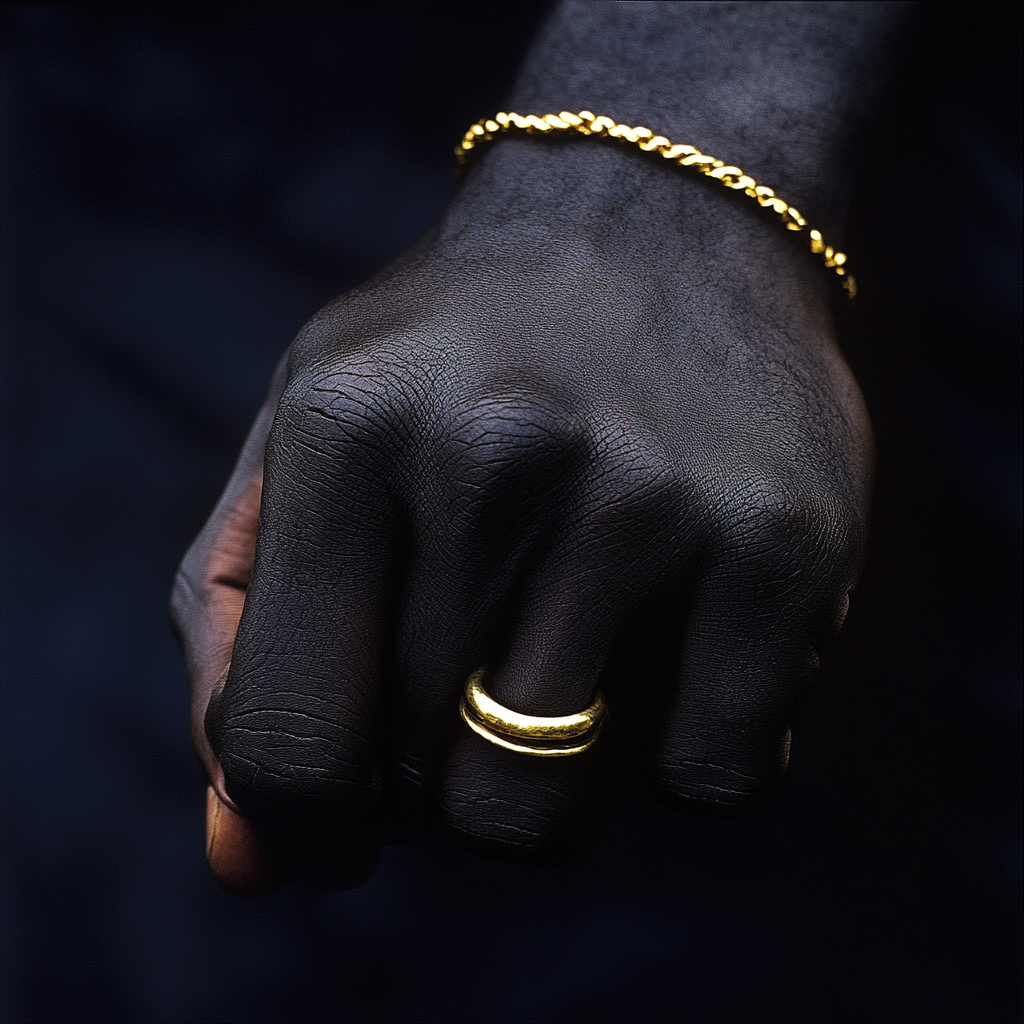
[456,111,855,299]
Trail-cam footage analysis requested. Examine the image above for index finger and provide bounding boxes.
[170,357,285,894]
[205,366,411,889]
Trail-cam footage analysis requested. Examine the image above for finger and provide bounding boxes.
[442,430,685,861]
[653,491,858,815]
[172,364,284,787]
[205,786,282,896]
[205,367,405,888]
[171,356,287,894]
[385,392,583,822]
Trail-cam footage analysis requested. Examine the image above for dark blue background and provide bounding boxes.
[1,4,1020,1021]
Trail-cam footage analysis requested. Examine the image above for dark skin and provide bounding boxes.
[171,2,911,894]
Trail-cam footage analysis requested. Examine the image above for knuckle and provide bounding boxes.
[586,424,684,533]
[262,366,415,519]
[541,423,687,574]
[715,475,856,571]
[435,390,581,519]
[275,367,401,457]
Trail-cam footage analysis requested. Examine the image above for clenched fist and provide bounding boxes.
[171,1,905,894]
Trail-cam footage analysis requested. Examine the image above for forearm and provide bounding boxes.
[490,1,914,242]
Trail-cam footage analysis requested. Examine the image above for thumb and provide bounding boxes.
[206,786,283,896]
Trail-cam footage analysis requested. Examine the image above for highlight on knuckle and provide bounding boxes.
[262,366,417,514]
[715,474,853,572]
[275,369,400,457]
[584,424,685,541]
[435,390,581,523]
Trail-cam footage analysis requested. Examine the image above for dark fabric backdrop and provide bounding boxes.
[1,3,1020,1022]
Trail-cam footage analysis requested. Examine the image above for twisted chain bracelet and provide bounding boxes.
[456,110,855,299]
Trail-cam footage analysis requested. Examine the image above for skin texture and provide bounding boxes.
[170,2,911,893]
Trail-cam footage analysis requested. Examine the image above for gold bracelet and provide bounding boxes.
[456,111,855,299]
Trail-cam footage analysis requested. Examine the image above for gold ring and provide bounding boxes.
[459,666,605,757]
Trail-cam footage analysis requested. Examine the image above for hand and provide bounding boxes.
[170,131,873,893]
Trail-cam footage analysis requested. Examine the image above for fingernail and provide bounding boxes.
[204,785,285,896]
[205,785,221,861]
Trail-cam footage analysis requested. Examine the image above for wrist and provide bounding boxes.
[439,135,834,314]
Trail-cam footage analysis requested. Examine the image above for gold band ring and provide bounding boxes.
[459,666,605,757]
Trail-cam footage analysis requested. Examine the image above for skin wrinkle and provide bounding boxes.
[228,705,374,734]
[447,778,582,814]
[227,741,365,767]
[224,745,372,774]
[223,710,377,752]
[225,761,375,804]
[222,750,376,787]
[443,801,590,847]
[663,761,764,789]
